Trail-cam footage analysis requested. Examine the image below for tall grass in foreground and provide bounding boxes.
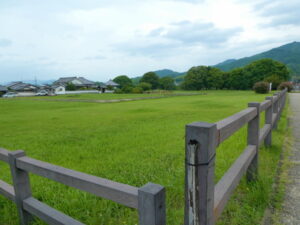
[0,91,287,224]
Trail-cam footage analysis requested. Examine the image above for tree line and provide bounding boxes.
[113,72,176,93]
[182,59,290,90]
[112,58,290,93]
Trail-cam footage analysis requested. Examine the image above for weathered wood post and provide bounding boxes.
[283,89,287,108]
[265,97,273,147]
[184,122,217,225]
[8,150,33,225]
[277,92,282,112]
[280,89,286,115]
[273,93,279,129]
[246,103,260,181]
[138,182,166,225]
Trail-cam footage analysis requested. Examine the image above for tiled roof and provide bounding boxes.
[7,81,22,88]
[8,82,37,91]
[77,77,95,85]
[106,80,119,86]
[0,85,8,91]
[54,77,95,85]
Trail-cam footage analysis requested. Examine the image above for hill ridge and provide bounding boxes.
[214,41,300,75]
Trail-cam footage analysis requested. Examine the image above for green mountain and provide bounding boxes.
[214,41,300,75]
[132,41,300,85]
[131,69,186,84]
[154,69,186,78]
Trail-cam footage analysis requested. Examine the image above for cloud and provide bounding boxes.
[116,41,180,57]
[254,0,300,27]
[148,21,243,47]
[0,0,300,83]
[0,38,12,47]
[83,55,107,60]
[166,0,203,3]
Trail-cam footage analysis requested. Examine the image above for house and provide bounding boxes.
[7,82,38,92]
[105,80,119,88]
[6,82,38,96]
[39,84,66,95]
[53,77,96,89]
[51,85,66,95]
[0,85,8,96]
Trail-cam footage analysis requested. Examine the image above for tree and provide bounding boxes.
[264,74,284,90]
[113,75,132,89]
[159,77,175,90]
[227,68,250,90]
[140,72,159,89]
[243,59,290,88]
[66,82,76,91]
[220,72,231,89]
[182,66,223,90]
[225,58,290,90]
[206,67,224,89]
[138,82,152,91]
[181,66,207,90]
[121,85,133,93]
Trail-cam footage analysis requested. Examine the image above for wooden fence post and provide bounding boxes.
[277,92,282,111]
[283,89,287,108]
[265,97,273,147]
[247,103,260,181]
[8,150,33,225]
[280,90,286,115]
[273,94,279,129]
[138,182,166,225]
[184,122,217,225]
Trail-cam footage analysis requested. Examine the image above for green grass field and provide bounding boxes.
[18,91,200,101]
[0,91,288,224]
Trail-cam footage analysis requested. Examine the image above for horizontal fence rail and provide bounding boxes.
[0,149,166,225]
[185,89,287,225]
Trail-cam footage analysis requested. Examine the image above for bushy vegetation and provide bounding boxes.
[139,72,160,89]
[253,81,270,94]
[181,66,224,90]
[66,82,77,91]
[112,59,289,93]
[113,75,133,89]
[138,82,152,91]
[181,59,289,90]
[113,72,176,94]
[264,74,284,90]
[278,81,293,92]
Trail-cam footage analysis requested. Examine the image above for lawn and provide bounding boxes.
[18,91,200,101]
[0,91,287,224]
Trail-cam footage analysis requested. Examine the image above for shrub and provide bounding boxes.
[278,82,293,92]
[131,87,143,94]
[253,82,269,94]
[114,88,123,94]
[121,86,133,93]
[138,82,152,91]
[66,83,76,91]
[107,85,114,90]
[264,75,283,90]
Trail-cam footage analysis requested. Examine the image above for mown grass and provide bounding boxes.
[0,90,287,224]
[18,91,200,101]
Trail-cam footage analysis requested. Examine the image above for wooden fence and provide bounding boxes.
[184,89,287,225]
[0,149,166,225]
[0,89,287,225]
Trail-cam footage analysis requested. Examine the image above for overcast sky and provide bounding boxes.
[0,0,299,83]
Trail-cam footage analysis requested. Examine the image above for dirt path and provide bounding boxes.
[281,93,300,224]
